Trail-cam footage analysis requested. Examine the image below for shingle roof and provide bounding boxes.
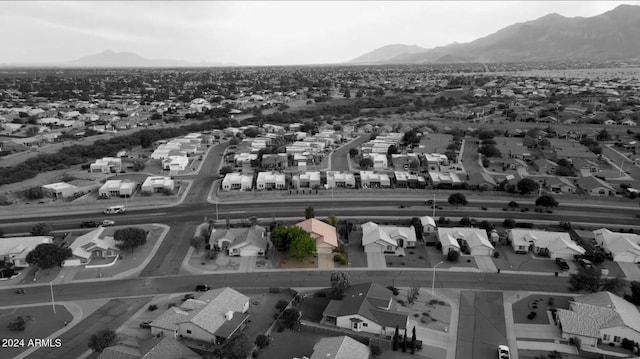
[141,337,200,359]
[438,228,493,250]
[187,287,249,336]
[310,336,370,359]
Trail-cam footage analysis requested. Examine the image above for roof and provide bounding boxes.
[310,336,370,359]
[593,228,640,257]
[419,216,436,228]
[361,222,416,248]
[575,176,614,191]
[69,227,119,260]
[97,339,140,359]
[509,229,585,254]
[212,226,268,252]
[438,228,493,250]
[322,282,407,329]
[467,172,496,187]
[185,287,250,336]
[558,292,640,338]
[0,236,53,258]
[141,336,200,359]
[296,218,338,248]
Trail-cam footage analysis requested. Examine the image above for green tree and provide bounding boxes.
[330,271,352,299]
[25,126,39,137]
[88,329,117,352]
[23,187,44,200]
[392,325,400,351]
[281,308,300,329]
[219,166,234,176]
[477,144,501,157]
[114,227,147,253]
[359,157,373,169]
[410,217,424,241]
[288,233,316,260]
[190,236,205,254]
[517,178,539,195]
[219,332,252,359]
[448,193,467,208]
[326,214,338,226]
[569,268,628,295]
[447,250,460,262]
[596,129,610,141]
[387,145,398,156]
[343,88,351,98]
[535,194,559,208]
[305,206,315,219]
[411,326,417,354]
[31,222,53,235]
[348,148,359,157]
[625,281,640,305]
[255,334,270,349]
[131,160,145,172]
[503,218,516,229]
[26,243,71,271]
[7,316,26,331]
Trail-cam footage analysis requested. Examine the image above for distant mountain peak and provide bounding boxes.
[68,50,233,68]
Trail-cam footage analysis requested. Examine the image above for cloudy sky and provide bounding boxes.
[1,1,639,66]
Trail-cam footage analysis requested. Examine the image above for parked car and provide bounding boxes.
[555,258,570,271]
[195,284,211,292]
[101,220,115,226]
[139,321,151,329]
[498,345,510,359]
[578,258,594,269]
[183,293,195,301]
[80,221,101,228]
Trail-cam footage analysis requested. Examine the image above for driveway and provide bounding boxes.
[239,256,257,272]
[514,323,561,340]
[317,254,335,270]
[475,255,497,273]
[456,291,507,359]
[366,252,387,269]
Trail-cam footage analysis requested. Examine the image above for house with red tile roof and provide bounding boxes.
[296,218,338,254]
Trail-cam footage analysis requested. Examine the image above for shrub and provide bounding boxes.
[527,311,537,320]
[503,218,516,229]
[438,216,447,224]
[316,291,326,298]
[370,343,383,358]
[275,300,288,312]
[481,206,487,210]
[333,254,344,262]
[147,304,158,311]
[436,242,442,250]
[447,250,460,262]
[386,286,400,296]
[493,251,500,258]
[255,334,270,349]
[7,316,26,331]
[621,338,636,350]
[276,326,285,333]
[339,257,348,265]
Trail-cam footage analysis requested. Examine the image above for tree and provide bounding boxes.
[330,271,352,299]
[508,201,519,208]
[407,283,420,304]
[600,276,628,296]
[448,193,467,208]
[255,333,270,349]
[447,250,460,262]
[25,126,39,137]
[359,157,373,169]
[326,214,338,226]
[288,234,316,260]
[88,329,117,352]
[23,186,44,200]
[190,236,205,254]
[26,243,71,271]
[517,178,539,195]
[402,329,408,352]
[569,268,628,295]
[8,316,26,331]
[392,325,400,351]
[343,88,351,98]
[503,218,516,229]
[219,166,233,176]
[596,129,610,141]
[281,308,300,329]
[304,206,315,219]
[114,227,147,253]
[31,222,53,235]
[477,144,501,158]
[348,148,359,157]
[410,217,424,241]
[219,332,252,359]
[411,326,417,354]
[387,145,398,156]
[625,281,640,305]
[131,160,145,172]
[536,194,559,208]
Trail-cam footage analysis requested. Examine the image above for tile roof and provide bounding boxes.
[296,218,338,248]
[310,336,370,359]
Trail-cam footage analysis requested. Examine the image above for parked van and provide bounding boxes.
[104,205,126,214]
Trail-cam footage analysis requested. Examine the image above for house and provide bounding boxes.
[221,173,253,191]
[621,119,637,126]
[162,155,189,172]
[141,176,175,194]
[419,215,437,238]
[534,159,558,174]
[572,158,600,174]
[322,282,408,337]
[361,222,416,255]
[97,336,200,359]
[150,287,250,344]
[326,171,356,188]
[309,336,370,359]
[546,177,577,194]
[256,171,286,190]
[65,227,120,266]
[261,153,288,170]
[556,292,640,348]
[593,228,640,263]
[41,182,80,199]
[437,228,494,256]
[369,153,388,168]
[575,176,615,196]
[296,218,338,254]
[0,236,53,267]
[292,171,322,189]
[359,171,391,188]
[509,229,585,259]
[466,172,497,190]
[98,180,137,198]
[90,157,122,174]
[210,225,269,257]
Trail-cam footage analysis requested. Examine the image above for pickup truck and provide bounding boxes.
[555,258,570,271]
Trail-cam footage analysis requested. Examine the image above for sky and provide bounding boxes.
[1,1,640,66]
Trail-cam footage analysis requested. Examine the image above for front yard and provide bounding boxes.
[395,289,451,332]
[385,246,431,268]
[512,294,573,325]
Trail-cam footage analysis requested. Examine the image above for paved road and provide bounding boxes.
[456,291,507,359]
[330,135,370,172]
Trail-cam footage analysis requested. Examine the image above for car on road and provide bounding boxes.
[101,220,115,226]
[196,284,211,291]
[498,345,510,359]
[555,258,570,271]
[578,258,594,269]
[80,221,101,228]
[104,205,126,214]
[139,321,151,329]
[425,200,434,206]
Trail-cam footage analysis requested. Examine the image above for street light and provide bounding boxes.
[50,275,64,315]
[432,261,444,296]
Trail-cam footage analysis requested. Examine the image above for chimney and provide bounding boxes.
[225,311,233,321]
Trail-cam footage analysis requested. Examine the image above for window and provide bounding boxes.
[614,336,621,343]
[186,329,192,334]
[603,334,610,341]
[362,323,368,327]
[352,322,359,330]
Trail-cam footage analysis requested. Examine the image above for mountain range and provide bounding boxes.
[349,4,640,64]
[69,50,234,67]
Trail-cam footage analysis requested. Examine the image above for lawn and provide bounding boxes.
[299,289,332,323]
[0,305,72,358]
[276,252,318,269]
[512,294,573,325]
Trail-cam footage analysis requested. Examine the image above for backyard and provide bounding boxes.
[0,305,72,358]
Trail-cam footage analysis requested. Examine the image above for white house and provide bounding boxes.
[162,155,189,172]
[369,153,388,168]
[150,287,250,344]
[210,226,269,257]
[65,227,119,266]
[221,173,254,191]
[419,216,437,238]
[90,157,122,174]
[292,171,321,189]
[593,228,640,263]
[437,228,494,256]
[557,292,640,348]
[509,229,585,259]
[41,182,79,199]
[98,180,136,198]
[359,171,391,188]
[141,176,175,194]
[325,171,356,189]
[0,236,53,267]
[256,171,286,190]
[322,282,408,337]
[361,221,416,255]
